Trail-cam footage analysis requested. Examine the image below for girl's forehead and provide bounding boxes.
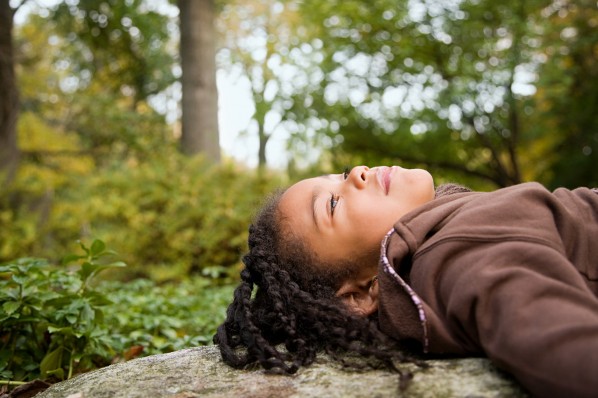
[280,178,314,214]
[278,178,325,234]
[282,177,321,202]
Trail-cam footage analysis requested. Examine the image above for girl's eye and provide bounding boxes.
[330,194,340,215]
[343,167,350,180]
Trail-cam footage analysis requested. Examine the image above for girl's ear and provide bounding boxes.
[335,276,379,317]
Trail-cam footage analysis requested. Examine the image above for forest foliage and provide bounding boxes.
[3,0,594,264]
[0,0,597,387]
[0,240,234,383]
[216,0,597,188]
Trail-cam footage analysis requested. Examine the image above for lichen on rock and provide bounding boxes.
[35,346,528,398]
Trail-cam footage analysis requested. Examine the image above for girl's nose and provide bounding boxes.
[347,166,369,189]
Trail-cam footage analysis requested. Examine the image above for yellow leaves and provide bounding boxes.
[17,112,95,185]
[19,113,69,151]
[2,143,281,279]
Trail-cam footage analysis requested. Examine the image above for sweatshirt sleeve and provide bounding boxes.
[421,240,598,398]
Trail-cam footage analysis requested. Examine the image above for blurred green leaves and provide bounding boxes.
[288,0,598,189]
[1,116,282,275]
[0,240,122,381]
[0,241,235,383]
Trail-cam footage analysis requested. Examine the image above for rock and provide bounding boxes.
[36,346,528,398]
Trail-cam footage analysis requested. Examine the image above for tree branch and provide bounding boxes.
[386,152,503,187]
[11,0,30,16]
[463,116,512,186]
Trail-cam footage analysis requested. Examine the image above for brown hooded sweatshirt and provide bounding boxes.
[377,182,598,398]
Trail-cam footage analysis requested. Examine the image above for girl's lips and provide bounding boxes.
[377,166,392,194]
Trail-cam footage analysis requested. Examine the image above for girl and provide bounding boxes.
[214,166,598,398]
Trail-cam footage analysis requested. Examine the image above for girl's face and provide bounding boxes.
[278,166,435,275]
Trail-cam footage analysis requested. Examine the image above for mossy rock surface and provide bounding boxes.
[36,346,528,397]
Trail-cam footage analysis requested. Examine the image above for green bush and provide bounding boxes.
[101,277,234,356]
[1,147,284,281]
[59,156,281,280]
[0,240,126,382]
[0,240,235,384]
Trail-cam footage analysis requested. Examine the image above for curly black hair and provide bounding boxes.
[214,189,419,386]
[214,183,470,387]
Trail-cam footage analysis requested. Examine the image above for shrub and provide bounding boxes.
[101,277,234,357]
[0,240,126,382]
[55,155,282,280]
[1,145,284,281]
[0,240,235,384]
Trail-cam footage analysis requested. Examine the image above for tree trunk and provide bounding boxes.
[178,0,220,162]
[257,122,270,174]
[0,0,20,187]
[254,97,269,172]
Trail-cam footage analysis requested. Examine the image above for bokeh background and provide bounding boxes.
[1,0,597,384]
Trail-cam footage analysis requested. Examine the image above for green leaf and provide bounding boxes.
[105,261,127,269]
[94,308,105,324]
[80,261,127,284]
[90,240,106,257]
[2,301,20,315]
[0,264,16,274]
[79,261,96,281]
[11,274,27,285]
[46,296,75,308]
[99,249,118,257]
[85,291,113,306]
[0,369,14,379]
[40,346,64,379]
[46,367,65,380]
[62,253,85,265]
[66,314,78,324]
[80,302,95,324]
[16,264,32,274]
[48,325,75,336]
